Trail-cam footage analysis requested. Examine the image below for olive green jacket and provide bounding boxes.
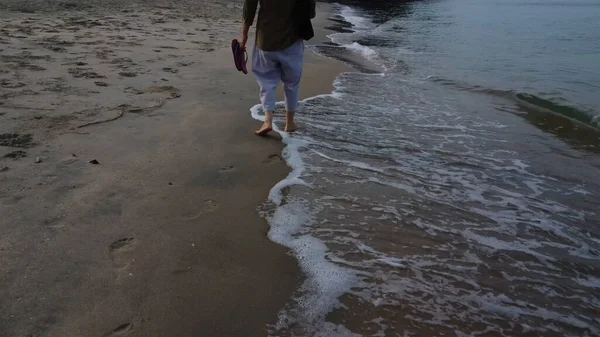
[244,0,316,51]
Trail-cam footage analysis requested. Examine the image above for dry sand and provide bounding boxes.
[0,1,350,336]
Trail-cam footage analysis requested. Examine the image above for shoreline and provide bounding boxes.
[0,2,351,336]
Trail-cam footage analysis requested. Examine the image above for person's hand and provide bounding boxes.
[241,24,250,50]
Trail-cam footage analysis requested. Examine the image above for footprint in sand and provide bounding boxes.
[3,150,27,160]
[219,165,235,173]
[175,61,193,67]
[161,67,178,74]
[0,79,26,89]
[118,71,137,78]
[183,199,219,220]
[109,237,136,279]
[96,48,116,60]
[124,87,144,95]
[263,153,284,165]
[217,166,236,183]
[0,133,34,148]
[109,57,134,67]
[103,323,133,337]
[68,67,106,79]
[145,85,181,99]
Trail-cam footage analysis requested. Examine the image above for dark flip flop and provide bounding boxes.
[231,39,248,74]
[231,39,242,71]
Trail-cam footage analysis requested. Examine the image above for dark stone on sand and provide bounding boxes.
[0,166,8,172]
[94,81,108,87]
[168,182,173,185]
[89,159,99,165]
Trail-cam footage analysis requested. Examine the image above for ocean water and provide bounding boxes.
[252,1,600,336]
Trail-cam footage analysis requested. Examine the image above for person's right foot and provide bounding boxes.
[255,122,273,136]
[284,121,298,132]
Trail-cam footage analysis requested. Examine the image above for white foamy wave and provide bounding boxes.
[345,42,377,60]
[251,103,310,205]
[266,199,357,334]
[250,102,359,337]
[338,5,372,31]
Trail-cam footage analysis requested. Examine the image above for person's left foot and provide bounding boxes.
[255,122,273,136]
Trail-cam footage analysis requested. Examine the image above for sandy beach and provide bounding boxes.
[0,1,350,336]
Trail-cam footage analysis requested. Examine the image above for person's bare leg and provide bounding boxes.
[284,111,297,132]
[255,110,274,136]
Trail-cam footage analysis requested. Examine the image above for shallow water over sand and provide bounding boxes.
[256,1,600,336]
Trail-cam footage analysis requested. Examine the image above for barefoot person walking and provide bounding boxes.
[241,0,316,135]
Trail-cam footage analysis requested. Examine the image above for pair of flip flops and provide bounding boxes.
[231,39,248,74]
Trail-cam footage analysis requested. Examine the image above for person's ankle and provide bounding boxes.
[285,111,295,123]
[265,111,274,123]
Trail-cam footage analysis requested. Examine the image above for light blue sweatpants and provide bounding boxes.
[252,39,304,113]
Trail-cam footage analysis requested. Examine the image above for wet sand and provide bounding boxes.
[0,1,350,336]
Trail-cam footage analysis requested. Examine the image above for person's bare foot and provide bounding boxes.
[255,111,273,136]
[284,121,298,132]
[255,122,273,136]
[284,111,297,132]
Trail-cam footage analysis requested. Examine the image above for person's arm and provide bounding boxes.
[242,0,259,49]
